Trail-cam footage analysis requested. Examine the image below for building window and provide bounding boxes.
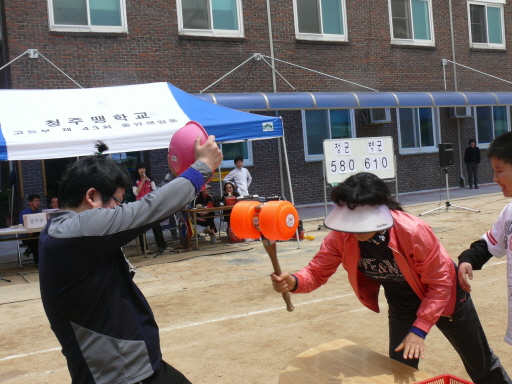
[48,0,127,33]
[475,106,509,146]
[397,107,440,153]
[294,0,348,42]
[303,109,355,161]
[389,0,434,46]
[177,0,244,37]
[220,142,253,169]
[468,2,505,49]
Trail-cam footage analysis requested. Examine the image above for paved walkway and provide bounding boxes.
[0,183,502,268]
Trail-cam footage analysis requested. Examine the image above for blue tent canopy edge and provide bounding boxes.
[168,84,283,142]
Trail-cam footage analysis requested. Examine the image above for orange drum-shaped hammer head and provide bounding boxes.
[230,201,262,239]
[259,201,299,240]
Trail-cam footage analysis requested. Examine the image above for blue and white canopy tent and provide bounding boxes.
[0,82,299,240]
[0,82,283,160]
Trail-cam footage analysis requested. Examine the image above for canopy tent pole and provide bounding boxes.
[280,120,300,249]
[278,137,285,198]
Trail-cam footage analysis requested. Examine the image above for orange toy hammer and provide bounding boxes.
[231,200,299,312]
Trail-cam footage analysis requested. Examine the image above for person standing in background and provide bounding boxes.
[464,139,481,189]
[223,156,252,197]
[133,163,168,254]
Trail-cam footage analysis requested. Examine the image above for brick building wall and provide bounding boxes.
[0,0,509,215]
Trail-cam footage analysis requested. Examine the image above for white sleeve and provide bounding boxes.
[150,181,157,191]
[246,169,252,187]
[223,169,235,182]
[482,203,512,258]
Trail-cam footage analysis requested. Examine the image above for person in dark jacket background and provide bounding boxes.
[464,138,481,189]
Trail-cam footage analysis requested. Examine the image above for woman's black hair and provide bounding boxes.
[224,181,236,193]
[330,172,403,211]
[59,143,131,208]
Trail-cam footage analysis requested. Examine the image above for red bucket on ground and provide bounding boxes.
[416,374,472,384]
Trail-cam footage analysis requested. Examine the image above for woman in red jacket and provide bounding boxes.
[271,172,510,384]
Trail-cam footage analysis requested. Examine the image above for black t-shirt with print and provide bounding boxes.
[358,232,421,313]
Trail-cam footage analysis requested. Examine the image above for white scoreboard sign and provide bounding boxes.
[323,137,395,183]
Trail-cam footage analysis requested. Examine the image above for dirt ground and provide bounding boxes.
[1,192,511,384]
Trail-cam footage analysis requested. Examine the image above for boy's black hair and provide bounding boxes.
[330,172,403,211]
[488,131,512,165]
[59,146,131,208]
[468,138,476,145]
[233,156,243,164]
[28,193,41,202]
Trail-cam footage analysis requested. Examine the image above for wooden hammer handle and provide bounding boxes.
[262,236,294,312]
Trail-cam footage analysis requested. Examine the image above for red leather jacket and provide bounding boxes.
[293,210,456,333]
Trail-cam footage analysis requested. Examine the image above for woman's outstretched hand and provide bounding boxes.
[270,272,296,293]
[395,332,425,360]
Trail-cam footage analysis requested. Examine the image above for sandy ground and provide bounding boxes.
[0,192,511,384]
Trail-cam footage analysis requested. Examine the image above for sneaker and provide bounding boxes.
[203,227,212,235]
[23,248,31,258]
[475,186,479,189]
[211,236,219,244]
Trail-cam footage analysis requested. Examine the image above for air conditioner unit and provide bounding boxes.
[448,106,472,118]
[362,108,392,124]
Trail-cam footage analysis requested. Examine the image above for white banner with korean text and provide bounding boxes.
[0,82,190,160]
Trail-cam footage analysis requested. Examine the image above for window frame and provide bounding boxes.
[474,106,510,148]
[467,1,506,49]
[396,107,441,154]
[47,0,128,33]
[388,0,435,47]
[176,0,245,38]
[293,0,348,42]
[302,109,356,162]
[219,141,253,169]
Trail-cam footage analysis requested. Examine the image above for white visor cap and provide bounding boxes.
[323,204,394,233]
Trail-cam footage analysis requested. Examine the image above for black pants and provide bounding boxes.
[22,238,39,265]
[139,224,167,252]
[466,162,479,187]
[196,217,217,233]
[388,289,511,384]
[140,360,191,384]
